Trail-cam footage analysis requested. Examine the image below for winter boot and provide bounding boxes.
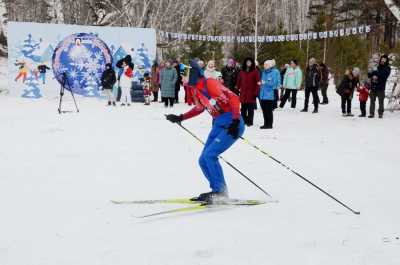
[191,191,228,203]
[300,108,308,112]
[112,102,116,106]
[107,101,111,106]
[368,114,374,118]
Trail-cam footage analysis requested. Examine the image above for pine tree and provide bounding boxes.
[21,75,42,99]
[182,15,223,63]
[112,46,128,68]
[136,43,152,71]
[21,34,42,62]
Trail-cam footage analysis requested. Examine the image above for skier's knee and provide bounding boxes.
[200,151,217,163]
[199,154,207,167]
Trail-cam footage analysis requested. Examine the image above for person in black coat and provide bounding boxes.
[173,60,182,103]
[337,68,360,116]
[221,58,240,95]
[302,57,321,113]
[101,63,117,106]
[368,55,391,118]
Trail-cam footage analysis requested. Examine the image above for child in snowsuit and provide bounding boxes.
[15,61,28,83]
[166,69,244,203]
[357,81,369,117]
[37,63,50,84]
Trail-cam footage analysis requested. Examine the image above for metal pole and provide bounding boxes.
[255,0,258,61]
[306,33,310,67]
[240,136,361,215]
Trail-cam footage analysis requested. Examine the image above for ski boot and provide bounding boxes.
[191,191,228,204]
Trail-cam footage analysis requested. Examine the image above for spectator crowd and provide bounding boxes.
[101,54,393,128]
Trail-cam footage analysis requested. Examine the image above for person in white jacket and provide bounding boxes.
[119,61,133,106]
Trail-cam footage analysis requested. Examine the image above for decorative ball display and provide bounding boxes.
[52,33,112,96]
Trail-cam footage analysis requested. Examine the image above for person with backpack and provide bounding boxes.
[101,63,117,106]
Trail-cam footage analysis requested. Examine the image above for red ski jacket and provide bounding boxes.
[357,86,369,102]
[182,78,241,121]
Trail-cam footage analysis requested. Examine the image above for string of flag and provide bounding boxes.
[158,25,372,43]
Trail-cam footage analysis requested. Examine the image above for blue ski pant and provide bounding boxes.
[198,112,245,193]
[40,72,46,84]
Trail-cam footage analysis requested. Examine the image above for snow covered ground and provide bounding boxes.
[0,85,400,265]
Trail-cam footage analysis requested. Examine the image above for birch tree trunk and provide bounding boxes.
[0,0,7,56]
[45,0,64,24]
[384,0,400,22]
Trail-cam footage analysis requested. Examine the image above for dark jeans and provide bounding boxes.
[273,90,279,109]
[175,88,180,103]
[369,90,385,116]
[304,87,319,111]
[241,103,255,125]
[360,101,367,116]
[280,89,297,108]
[153,91,158,101]
[341,95,352,114]
[260,100,274,128]
[163,97,174,107]
[320,83,329,103]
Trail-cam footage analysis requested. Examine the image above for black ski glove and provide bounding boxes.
[227,119,240,139]
[166,114,183,124]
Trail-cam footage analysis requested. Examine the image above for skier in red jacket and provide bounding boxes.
[166,60,245,203]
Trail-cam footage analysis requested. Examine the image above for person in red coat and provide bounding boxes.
[357,81,369,117]
[236,57,260,126]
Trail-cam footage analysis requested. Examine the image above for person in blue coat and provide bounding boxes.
[259,60,281,129]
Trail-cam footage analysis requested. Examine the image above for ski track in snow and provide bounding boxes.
[0,82,400,265]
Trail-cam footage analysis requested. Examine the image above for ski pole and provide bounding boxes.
[239,136,361,215]
[175,122,273,198]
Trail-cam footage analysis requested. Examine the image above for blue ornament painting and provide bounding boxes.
[52,33,112,97]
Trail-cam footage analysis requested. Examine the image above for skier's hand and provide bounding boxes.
[227,119,240,139]
[166,114,183,124]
